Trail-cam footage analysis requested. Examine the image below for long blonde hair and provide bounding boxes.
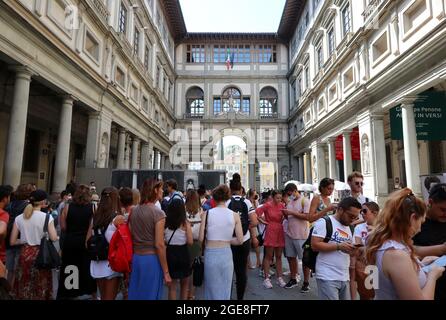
[23,201,44,220]
[366,188,426,268]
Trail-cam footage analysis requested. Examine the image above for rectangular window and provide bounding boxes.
[85,30,99,61]
[142,96,149,112]
[119,2,127,34]
[304,64,310,90]
[131,84,138,101]
[115,66,125,88]
[343,66,354,90]
[258,45,277,63]
[133,28,140,56]
[316,44,324,71]
[242,98,250,114]
[342,4,351,36]
[372,31,389,63]
[213,98,221,114]
[186,45,205,63]
[327,27,335,55]
[155,110,159,123]
[297,76,302,100]
[403,0,429,35]
[213,45,226,63]
[144,45,150,71]
[156,66,160,88]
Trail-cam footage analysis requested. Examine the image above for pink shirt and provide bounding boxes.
[286,196,310,240]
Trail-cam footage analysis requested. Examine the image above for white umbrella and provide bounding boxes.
[298,183,316,192]
[334,180,351,191]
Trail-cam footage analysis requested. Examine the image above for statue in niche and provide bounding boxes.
[361,134,371,175]
[97,133,108,168]
[281,166,288,183]
[312,155,317,183]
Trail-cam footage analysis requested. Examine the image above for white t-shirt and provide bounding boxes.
[354,222,370,245]
[155,201,161,209]
[226,196,254,243]
[312,215,352,281]
[187,212,201,241]
[206,207,235,242]
[15,211,54,246]
[90,221,118,279]
[165,227,187,245]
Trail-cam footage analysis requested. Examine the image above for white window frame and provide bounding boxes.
[401,0,433,41]
[371,28,391,67]
[114,64,126,89]
[83,27,101,65]
[342,65,355,92]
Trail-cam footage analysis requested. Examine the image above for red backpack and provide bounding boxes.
[108,219,133,274]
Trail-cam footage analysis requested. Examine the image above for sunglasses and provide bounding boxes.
[355,182,364,186]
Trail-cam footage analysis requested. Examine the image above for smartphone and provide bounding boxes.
[422,255,446,272]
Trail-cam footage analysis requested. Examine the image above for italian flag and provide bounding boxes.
[226,48,234,70]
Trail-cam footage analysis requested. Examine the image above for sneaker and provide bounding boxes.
[283,270,291,276]
[259,270,265,278]
[263,278,273,289]
[301,282,310,293]
[268,269,275,276]
[277,277,287,288]
[284,279,298,289]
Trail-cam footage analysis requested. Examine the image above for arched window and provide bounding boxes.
[222,87,241,112]
[259,87,278,118]
[186,86,204,118]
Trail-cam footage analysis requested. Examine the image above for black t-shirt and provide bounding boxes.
[413,218,446,300]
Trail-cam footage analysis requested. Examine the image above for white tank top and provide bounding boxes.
[205,207,235,241]
[164,227,187,245]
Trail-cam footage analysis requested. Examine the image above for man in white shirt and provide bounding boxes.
[347,172,370,205]
[282,183,311,291]
[311,197,361,300]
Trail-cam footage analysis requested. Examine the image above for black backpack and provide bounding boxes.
[161,193,184,212]
[87,226,109,261]
[5,200,29,249]
[228,196,250,236]
[302,216,333,272]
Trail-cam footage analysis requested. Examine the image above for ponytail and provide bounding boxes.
[23,204,34,220]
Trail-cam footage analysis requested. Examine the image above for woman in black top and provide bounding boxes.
[57,185,97,299]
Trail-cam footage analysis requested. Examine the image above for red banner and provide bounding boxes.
[335,127,360,161]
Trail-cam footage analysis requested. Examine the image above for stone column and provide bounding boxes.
[85,112,100,168]
[371,114,389,198]
[304,151,312,184]
[3,67,33,187]
[249,163,256,189]
[316,144,327,183]
[153,149,159,169]
[52,96,74,193]
[131,137,140,169]
[117,128,126,169]
[298,155,304,182]
[343,130,353,182]
[401,99,422,196]
[327,137,338,180]
[140,141,151,169]
[160,153,165,170]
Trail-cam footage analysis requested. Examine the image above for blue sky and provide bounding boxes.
[179,0,287,33]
